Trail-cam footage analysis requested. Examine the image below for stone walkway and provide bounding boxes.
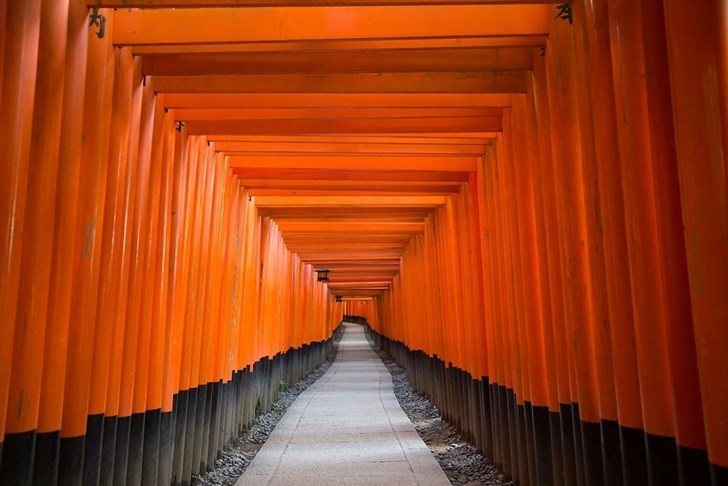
[235,322,451,485]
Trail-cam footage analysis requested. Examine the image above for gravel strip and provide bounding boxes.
[194,335,509,485]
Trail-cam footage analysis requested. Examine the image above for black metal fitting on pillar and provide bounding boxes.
[555,2,573,25]
[88,8,107,38]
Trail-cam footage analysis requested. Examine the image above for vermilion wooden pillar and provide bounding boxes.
[469,167,495,460]
[196,147,224,474]
[461,179,489,455]
[176,136,202,484]
[131,91,168,486]
[0,1,7,90]
[573,1,647,484]
[608,2,681,484]
[115,65,156,486]
[512,90,555,485]
[50,0,92,483]
[173,134,201,485]
[2,0,66,483]
[531,46,575,486]
[73,8,115,486]
[639,2,709,484]
[199,149,224,385]
[492,137,519,480]
[238,189,260,370]
[220,175,243,380]
[478,145,504,471]
[142,101,176,486]
[106,53,144,486]
[220,172,241,384]
[501,109,535,486]
[187,139,216,479]
[567,6,625,486]
[543,9,604,485]
[662,1,728,483]
[584,0,645,480]
[0,0,40,477]
[214,171,236,384]
[93,46,135,486]
[166,125,191,486]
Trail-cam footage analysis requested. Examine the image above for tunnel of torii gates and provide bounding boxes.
[0,0,726,485]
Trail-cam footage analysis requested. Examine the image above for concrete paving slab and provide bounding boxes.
[235,322,451,486]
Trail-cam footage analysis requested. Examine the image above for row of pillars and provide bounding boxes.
[0,3,341,483]
[363,1,728,484]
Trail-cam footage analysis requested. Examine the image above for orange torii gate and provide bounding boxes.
[0,1,726,485]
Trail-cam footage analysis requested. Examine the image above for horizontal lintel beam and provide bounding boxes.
[113,6,549,45]
[155,72,527,95]
[164,93,511,109]
[142,47,532,76]
[231,155,476,172]
[255,195,447,207]
[95,0,553,7]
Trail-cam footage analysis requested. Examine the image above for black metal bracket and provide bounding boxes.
[88,8,107,39]
[555,2,573,25]
[175,121,184,132]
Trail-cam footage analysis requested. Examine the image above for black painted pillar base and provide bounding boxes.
[677,444,709,486]
[580,416,605,485]
[200,383,214,472]
[182,387,198,484]
[531,405,553,486]
[478,379,493,459]
[172,390,188,485]
[113,416,131,486]
[570,404,586,486]
[58,435,85,485]
[0,430,35,485]
[142,409,161,485]
[516,401,530,485]
[549,410,564,485]
[99,416,118,486]
[645,432,679,486]
[32,431,59,485]
[711,463,728,486]
[192,384,207,476]
[559,403,577,486]
[619,425,648,486]
[126,412,145,486]
[83,414,105,486]
[600,420,622,486]
[158,409,173,484]
[505,388,519,482]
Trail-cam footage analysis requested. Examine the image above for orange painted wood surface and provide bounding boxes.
[13,0,69,436]
[2,2,727,482]
[112,6,549,45]
[85,34,132,424]
[92,0,555,6]
[663,0,728,468]
[0,0,41,439]
[143,48,533,76]
[52,0,92,438]
[609,0,676,439]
